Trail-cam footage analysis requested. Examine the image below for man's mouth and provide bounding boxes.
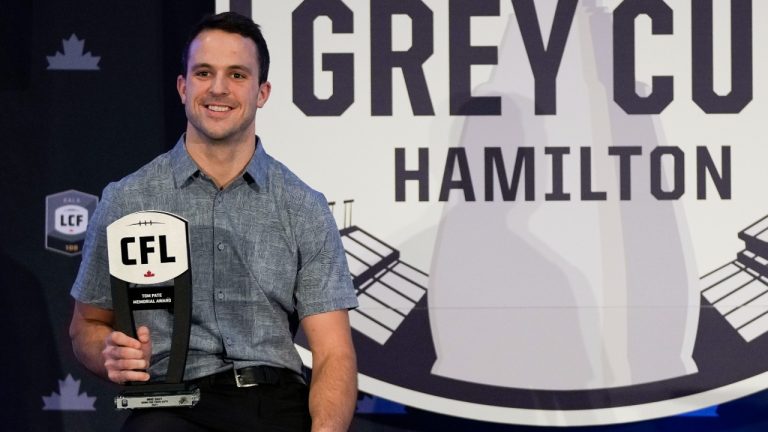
[206,104,232,112]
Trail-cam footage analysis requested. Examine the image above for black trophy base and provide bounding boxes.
[115,383,200,410]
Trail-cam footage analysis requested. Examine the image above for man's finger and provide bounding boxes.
[106,331,142,349]
[108,369,150,384]
[115,346,148,360]
[122,370,150,382]
[102,344,145,361]
[136,326,151,344]
[106,357,149,371]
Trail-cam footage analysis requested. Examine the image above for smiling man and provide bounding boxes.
[69,12,358,432]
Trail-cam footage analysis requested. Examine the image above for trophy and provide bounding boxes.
[106,210,199,409]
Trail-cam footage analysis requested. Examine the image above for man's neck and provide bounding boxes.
[184,129,256,190]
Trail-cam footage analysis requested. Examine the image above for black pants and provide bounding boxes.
[121,375,311,432]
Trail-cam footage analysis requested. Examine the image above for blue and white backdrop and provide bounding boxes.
[228,0,768,426]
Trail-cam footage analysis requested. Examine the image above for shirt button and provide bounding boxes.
[217,291,224,300]
[217,242,225,251]
[225,337,232,345]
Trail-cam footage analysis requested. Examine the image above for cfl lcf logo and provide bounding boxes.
[45,190,98,256]
[120,235,177,266]
[55,205,88,235]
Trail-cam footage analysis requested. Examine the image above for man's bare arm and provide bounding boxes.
[302,310,357,432]
[69,301,151,383]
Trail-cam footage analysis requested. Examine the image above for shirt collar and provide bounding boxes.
[170,135,198,188]
[169,134,270,191]
[244,136,270,191]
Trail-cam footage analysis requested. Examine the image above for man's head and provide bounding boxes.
[177,12,272,145]
[182,12,270,84]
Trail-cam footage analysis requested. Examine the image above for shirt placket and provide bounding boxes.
[212,187,234,350]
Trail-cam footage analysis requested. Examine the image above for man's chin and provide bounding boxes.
[195,128,238,143]
[187,120,253,144]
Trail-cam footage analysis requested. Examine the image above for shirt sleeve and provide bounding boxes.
[70,182,121,309]
[293,192,358,320]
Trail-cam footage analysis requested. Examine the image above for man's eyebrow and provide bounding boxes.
[228,65,253,74]
[189,63,253,74]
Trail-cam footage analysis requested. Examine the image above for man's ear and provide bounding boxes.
[256,80,272,108]
[176,74,187,104]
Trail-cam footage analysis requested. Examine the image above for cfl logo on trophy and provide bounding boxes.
[45,190,98,256]
[107,211,189,285]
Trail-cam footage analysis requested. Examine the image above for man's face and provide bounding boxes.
[177,29,270,144]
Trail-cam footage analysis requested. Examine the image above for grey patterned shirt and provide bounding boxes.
[71,135,357,380]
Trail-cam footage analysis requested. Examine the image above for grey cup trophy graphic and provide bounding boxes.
[106,210,199,409]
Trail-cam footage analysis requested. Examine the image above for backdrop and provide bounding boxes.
[3,0,768,430]
[234,0,768,427]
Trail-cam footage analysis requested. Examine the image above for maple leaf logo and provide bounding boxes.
[46,34,101,71]
[42,375,96,411]
[144,270,155,277]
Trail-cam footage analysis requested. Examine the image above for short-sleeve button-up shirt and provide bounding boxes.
[71,136,358,380]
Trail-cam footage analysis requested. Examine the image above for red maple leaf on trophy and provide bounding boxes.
[144,270,155,277]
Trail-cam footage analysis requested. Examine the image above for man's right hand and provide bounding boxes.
[103,325,153,384]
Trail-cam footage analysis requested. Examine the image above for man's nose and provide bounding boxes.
[209,74,229,95]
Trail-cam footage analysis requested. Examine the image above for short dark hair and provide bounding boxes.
[181,12,270,84]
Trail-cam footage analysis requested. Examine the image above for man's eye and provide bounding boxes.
[195,71,210,77]
[232,73,245,79]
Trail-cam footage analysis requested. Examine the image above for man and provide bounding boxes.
[69,12,358,432]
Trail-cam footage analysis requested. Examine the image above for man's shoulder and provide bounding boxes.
[266,155,325,209]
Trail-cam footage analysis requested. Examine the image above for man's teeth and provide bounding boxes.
[207,105,231,112]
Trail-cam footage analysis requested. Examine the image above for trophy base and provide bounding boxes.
[115,385,201,410]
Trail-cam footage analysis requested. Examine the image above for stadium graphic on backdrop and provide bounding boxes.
[702,215,768,342]
[295,204,768,425]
